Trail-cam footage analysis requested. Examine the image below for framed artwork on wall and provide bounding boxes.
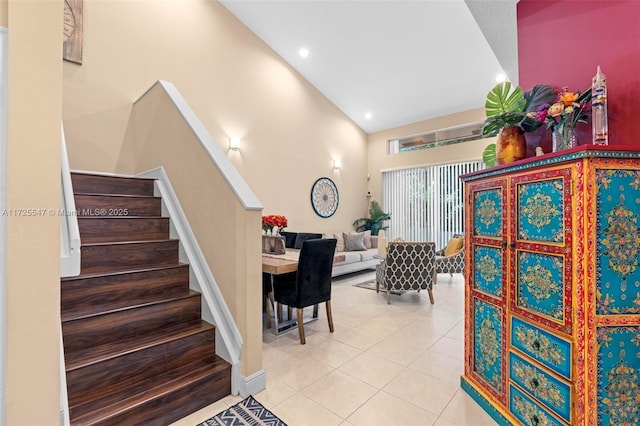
[63,0,83,64]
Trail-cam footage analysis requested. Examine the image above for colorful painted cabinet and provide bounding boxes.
[460,146,640,426]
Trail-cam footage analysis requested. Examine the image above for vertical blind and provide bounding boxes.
[382,160,483,248]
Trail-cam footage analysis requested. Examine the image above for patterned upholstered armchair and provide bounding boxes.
[375,241,436,304]
[435,234,465,277]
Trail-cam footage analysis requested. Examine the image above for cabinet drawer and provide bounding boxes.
[509,384,566,426]
[509,352,571,423]
[511,316,571,380]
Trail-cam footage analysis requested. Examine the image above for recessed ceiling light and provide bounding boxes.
[299,48,309,58]
[495,73,507,83]
[365,112,373,120]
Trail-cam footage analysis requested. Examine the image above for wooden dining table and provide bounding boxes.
[261,252,346,275]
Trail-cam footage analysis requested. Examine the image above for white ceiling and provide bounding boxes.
[220,0,519,134]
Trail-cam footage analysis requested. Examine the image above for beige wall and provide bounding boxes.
[63,0,369,233]
[6,1,62,424]
[367,108,493,202]
[128,83,263,377]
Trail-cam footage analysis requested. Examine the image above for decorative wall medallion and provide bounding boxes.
[310,177,339,218]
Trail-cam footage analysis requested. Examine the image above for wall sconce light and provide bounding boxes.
[229,137,241,151]
[333,159,342,170]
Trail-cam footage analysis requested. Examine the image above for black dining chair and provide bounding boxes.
[272,238,337,344]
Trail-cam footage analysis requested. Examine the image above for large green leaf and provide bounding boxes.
[482,143,497,168]
[523,84,555,112]
[482,112,524,137]
[485,82,526,117]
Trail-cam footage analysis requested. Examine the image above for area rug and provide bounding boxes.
[353,279,404,295]
[197,395,287,426]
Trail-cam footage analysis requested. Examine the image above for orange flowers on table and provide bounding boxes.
[262,215,288,233]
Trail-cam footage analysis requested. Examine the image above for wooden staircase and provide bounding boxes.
[61,173,231,425]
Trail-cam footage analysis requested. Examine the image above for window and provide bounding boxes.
[382,160,483,247]
[388,122,484,154]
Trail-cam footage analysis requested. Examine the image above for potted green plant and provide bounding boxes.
[482,82,555,167]
[353,200,390,236]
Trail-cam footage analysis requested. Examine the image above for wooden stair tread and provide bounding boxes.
[64,320,214,371]
[69,357,231,424]
[62,289,199,322]
[73,192,158,199]
[81,238,177,247]
[61,263,189,282]
[77,216,165,219]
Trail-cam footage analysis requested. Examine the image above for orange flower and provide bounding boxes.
[560,91,578,106]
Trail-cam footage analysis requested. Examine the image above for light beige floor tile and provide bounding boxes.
[347,391,438,426]
[338,351,404,389]
[439,389,498,426]
[366,332,431,366]
[278,355,335,390]
[433,417,460,426]
[302,370,378,418]
[383,368,459,416]
[254,379,297,408]
[332,326,388,351]
[308,338,363,368]
[429,336,465,361]
[445,324,465,341]
[409,350,464,386]
[273,393,343,426]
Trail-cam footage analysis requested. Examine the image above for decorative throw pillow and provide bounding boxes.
[444,237,464,256]
[350,230,372,249]
[334,232,345,252]
[343,232,367,251]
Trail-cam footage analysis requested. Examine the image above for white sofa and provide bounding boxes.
[280,231,381,277]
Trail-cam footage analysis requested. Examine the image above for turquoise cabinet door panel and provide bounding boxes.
[511,316,572,380]
[596,326,640,425]
[595,168,640,315]
[517,178,565,243]
[473,245,503,298]
[473,187,503,238]
[473,297,504,397]
[515,251,565,323]
[509,352,571,423]
[509,384,565,426]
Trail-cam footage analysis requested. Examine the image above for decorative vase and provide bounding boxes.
[496,126,526,164]
[262,235,286,255]
[552,124,578,152]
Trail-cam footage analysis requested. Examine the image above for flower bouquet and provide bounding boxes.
[530,87,591,152]
[262,214,288,235]
[262,215,288,254]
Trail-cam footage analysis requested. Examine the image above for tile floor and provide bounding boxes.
[172,270,497,426]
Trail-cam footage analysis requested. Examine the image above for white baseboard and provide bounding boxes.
[236,369,266,397]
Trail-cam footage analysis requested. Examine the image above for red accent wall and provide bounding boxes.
[518,0,640,148]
